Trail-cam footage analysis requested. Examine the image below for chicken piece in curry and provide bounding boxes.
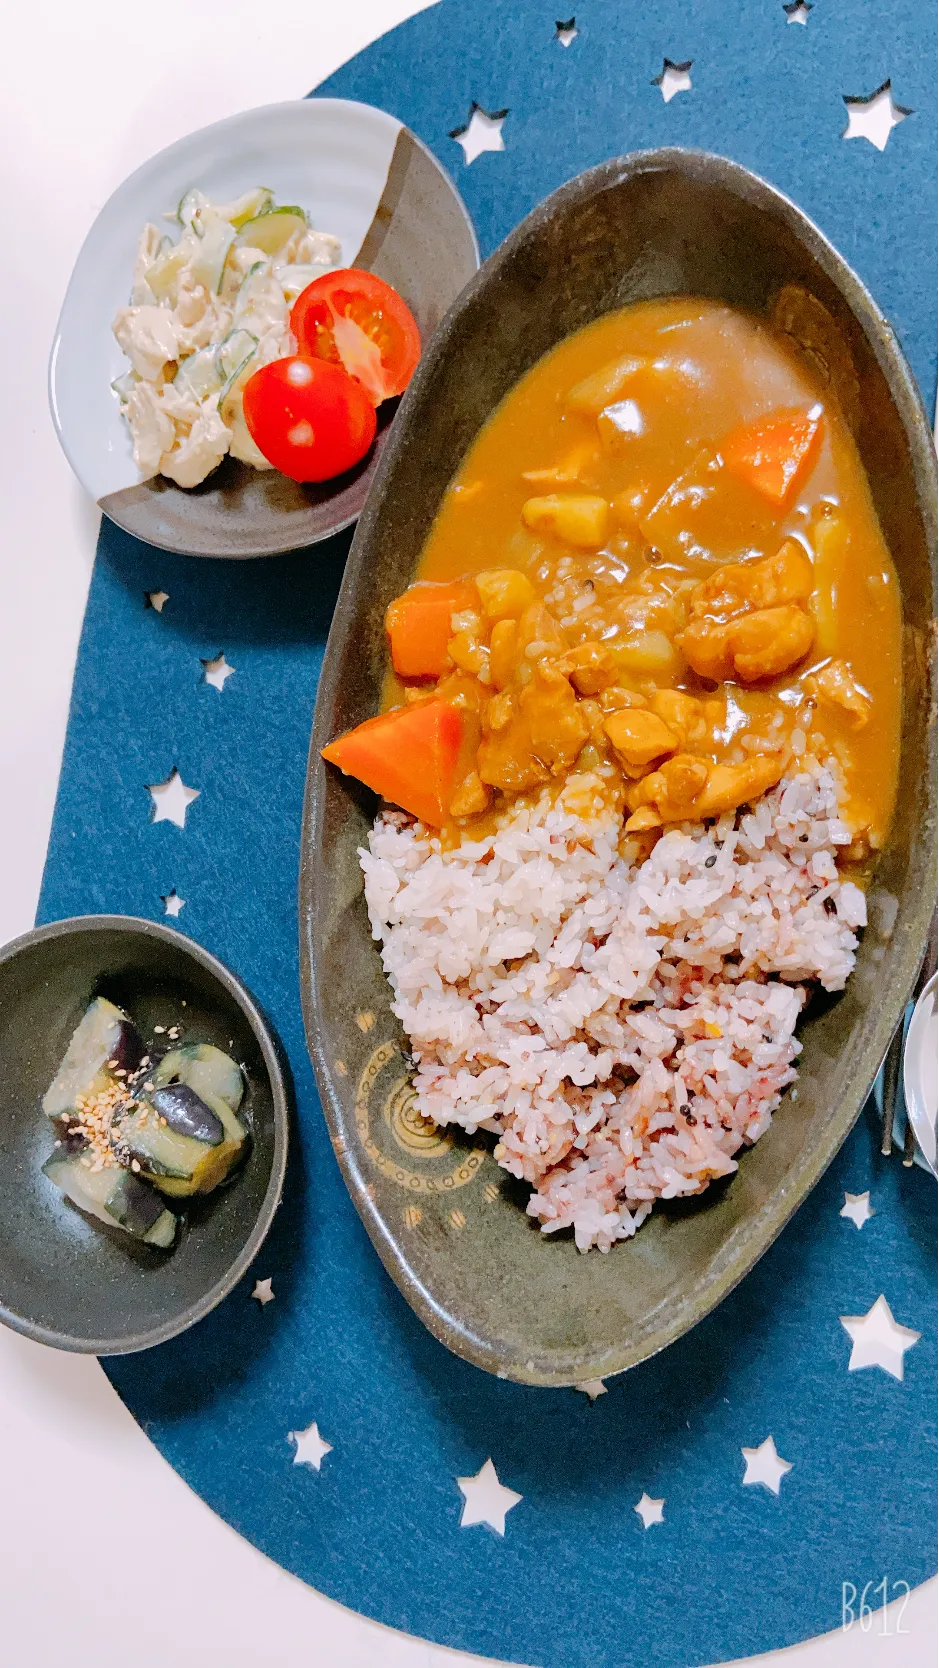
[323,299,901,873]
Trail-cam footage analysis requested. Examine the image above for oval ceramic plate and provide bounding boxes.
[49,98,479,558]
[300,149,937,1387]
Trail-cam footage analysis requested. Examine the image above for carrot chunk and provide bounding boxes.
[721,409,823,506]
[385,581,478,679]
[321,700,464,826]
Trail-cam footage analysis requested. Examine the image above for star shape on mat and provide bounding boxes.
[456,1459,522,1535]
[840,1190,874,1229]
[148,769,200,829]
[842,81,911,151]
[161,888,185,918]
[555,16,578,46]
[575,1379,607,1400]
[783,1,811,22]
[252,1277,274,1307]
[289,1421,333,1471]
[201,651,235,692]
[652,59,692,104]
[146,590,169,613]
[741,1435,792,1495]
[634,1492,665,1529]
[449,104,508,166]
[840,1295,921,1380]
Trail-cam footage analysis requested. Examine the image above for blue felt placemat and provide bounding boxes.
[37,2,936,1663]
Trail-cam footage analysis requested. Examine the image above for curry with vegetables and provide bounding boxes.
[323,298,901,866]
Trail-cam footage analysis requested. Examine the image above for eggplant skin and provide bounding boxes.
[42,997,145,1119]
[149,1083,224,1145]
[42,1152,176,1248]
[154,1044,244,1112]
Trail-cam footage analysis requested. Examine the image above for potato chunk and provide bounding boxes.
[475,568,536,621]
[488,619,518,689]
[604,708,679,770]
[566,356,646,416]
[808,509,848,655]
[608,630,683,680]
[521,494,609,550]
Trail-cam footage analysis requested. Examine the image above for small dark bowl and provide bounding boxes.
[0,916,289,1353]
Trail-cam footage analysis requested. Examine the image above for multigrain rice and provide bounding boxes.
[360,765,865,1251]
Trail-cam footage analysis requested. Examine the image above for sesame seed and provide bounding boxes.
[153,1025,166,1034]
[704,854,717,869]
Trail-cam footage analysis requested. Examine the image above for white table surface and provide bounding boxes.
[0,4,933,1663]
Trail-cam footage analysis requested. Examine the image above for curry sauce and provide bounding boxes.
[366,300,901,861]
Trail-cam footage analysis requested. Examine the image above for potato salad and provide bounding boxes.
[111,188,341,487]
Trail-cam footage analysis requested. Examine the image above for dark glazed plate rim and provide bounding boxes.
[299,147,937,1385]
[0,914,289,1354]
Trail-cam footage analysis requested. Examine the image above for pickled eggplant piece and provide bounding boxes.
[42,1152,176,1248]
[152,1043,244,1112]
[117,1086,246,1198]
[150,1083,225,1144]
[42,997,145,1119]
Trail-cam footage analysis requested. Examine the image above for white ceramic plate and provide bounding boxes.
[49,98,478,557]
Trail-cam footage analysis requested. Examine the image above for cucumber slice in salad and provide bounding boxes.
[111,370,139,402]
[177,187,207,230]
[173,344,224,402]
[216,329,258,394]
[216,187,274,227]
[189,209,236,295]
[235,207,307,257]
[146,242,189,303]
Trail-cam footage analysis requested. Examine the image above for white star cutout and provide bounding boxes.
[840,1295,921,1380]
[148,769,200,829]
[202,652,235,692]
[555,17,578,47]
[575,1379,607,1400]
[289,1421,332,1471]
[252,1277,274,1306]
[634,1492,665,1528]
[456,1459,522,1535]
[843,82,911,152]
[741,1435,793,1494]
[450,104,507,166]
[146,590,169,612]
[783,1,811,22]
[840,1190,875,1229]
[653,59,693,104]
[161,889,185,918]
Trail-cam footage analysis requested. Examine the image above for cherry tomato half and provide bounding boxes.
[242,356,377,483]
[291,269,421,405]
